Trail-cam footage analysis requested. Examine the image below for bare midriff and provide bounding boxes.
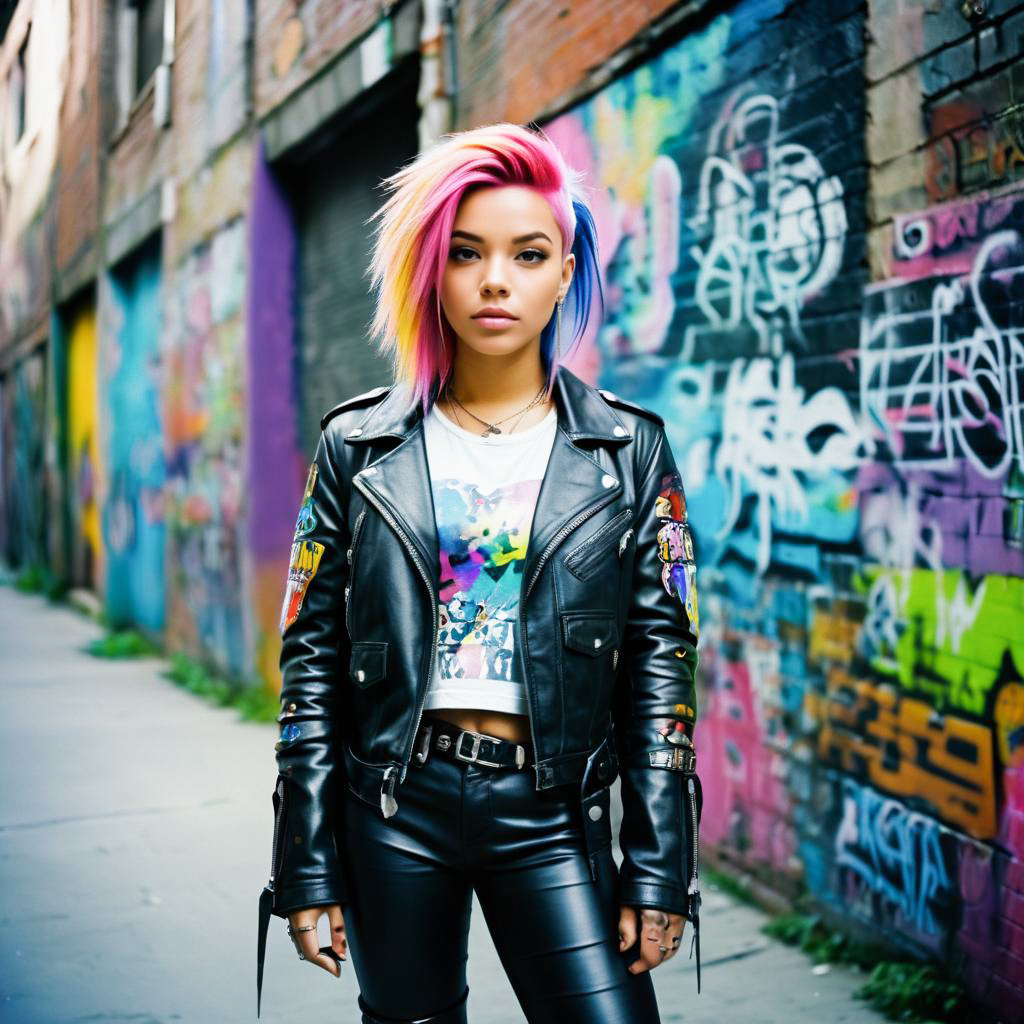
[423,708,532,745]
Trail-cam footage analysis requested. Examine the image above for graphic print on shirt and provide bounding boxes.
[432,475,543,685]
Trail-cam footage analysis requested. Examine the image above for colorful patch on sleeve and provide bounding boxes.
[654,470,687,521]
[293,463,319,538]
[654,508,699,639]
[280,539,326,634]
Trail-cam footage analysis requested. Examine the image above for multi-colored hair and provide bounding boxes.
[364,122,604,414]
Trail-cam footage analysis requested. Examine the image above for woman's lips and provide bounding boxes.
[472,315,518,329]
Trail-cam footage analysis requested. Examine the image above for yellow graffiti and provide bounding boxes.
[994,683,1024,768]
[68,304,102,588]
[818,666,997,840]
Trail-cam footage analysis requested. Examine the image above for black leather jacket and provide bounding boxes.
[256,365,703,1013]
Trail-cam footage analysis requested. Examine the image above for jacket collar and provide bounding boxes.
[343,364,633,600]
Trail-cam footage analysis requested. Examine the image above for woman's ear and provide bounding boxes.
[560,252,576,299]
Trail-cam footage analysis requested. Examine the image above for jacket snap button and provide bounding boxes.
[287,702,297,712]
[588,805,603,821]
[601,474,616,488]
[348,428,363,437]
[356,669,366,682]
[613,425,627,437]
[593,637,602,649]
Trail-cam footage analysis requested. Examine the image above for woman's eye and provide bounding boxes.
[448,247,549,263]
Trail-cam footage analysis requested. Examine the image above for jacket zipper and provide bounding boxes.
[352,474,439,807]
[520,488,622,774]
[563,507,634,580]
[686,775,699,896]
[524,491,621,600]
[268,775,287,890]
[344,509,367,638]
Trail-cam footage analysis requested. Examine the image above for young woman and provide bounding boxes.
[257,122,703,1024]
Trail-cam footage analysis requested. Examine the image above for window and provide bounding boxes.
[134,0,162,95]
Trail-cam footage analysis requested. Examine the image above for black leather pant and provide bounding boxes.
[340,719,661,1023]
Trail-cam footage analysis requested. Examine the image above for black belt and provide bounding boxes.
[413,716,534,770]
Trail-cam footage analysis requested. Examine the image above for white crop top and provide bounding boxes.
[421,399,558,717]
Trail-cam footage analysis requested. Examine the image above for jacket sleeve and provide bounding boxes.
[268,427,351,916]
[258,428,353,1015]
[615,421,702,925]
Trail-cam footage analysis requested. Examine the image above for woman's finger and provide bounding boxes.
[290,909,341,976]
[628,909,688,972]
[660,919,687,963]
[627,908,670,974]
[617,905,638,953]
[327,904,348,960]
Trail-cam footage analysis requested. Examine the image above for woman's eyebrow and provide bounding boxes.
[451,230,552,245]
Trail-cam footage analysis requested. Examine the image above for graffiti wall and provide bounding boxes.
[164,217,248,672]
[245,141,303,686]
[546,0,1024,1015]
[101,236,166,632]
[66,300,101,590]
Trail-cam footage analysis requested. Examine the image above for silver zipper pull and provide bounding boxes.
[618,528,633,557]
[380,765,398,818]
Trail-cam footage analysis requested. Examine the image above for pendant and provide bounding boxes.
[482,424,501,436]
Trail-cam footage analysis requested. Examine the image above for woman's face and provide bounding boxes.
[440,184,575,361]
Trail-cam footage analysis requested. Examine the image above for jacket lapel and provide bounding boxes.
[343,365,634,592]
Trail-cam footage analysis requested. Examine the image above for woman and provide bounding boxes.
[257,122,703,1023]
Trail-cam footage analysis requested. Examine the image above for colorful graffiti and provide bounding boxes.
[101,237,166,631]
[164,217,247,671]
[546,0,1023,1015]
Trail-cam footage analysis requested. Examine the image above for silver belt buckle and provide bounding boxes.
[454,730,504,768]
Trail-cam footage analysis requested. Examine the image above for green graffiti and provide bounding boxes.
[858,567,1024,715]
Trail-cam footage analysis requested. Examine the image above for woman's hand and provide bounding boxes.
[287,904,348,977]
[618,905,687,973]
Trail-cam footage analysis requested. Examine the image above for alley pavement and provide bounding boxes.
[0,582,889,1023]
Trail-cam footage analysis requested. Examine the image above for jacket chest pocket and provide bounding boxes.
[561,611,619,659]
[562,508,634,582]
[349,640,388,688]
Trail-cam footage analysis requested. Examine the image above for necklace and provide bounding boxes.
[444,380,549,437]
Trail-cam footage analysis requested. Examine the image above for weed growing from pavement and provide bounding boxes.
[704,867,975,1023]
[75,617,279,723]
[761,912,971,1022]
[162,652,279,722]
[13,563,67,601]
[86,627,161,658]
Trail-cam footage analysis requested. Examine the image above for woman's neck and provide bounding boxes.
[438,358,554,434]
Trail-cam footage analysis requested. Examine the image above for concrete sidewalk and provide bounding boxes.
[0,583,887,1023]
